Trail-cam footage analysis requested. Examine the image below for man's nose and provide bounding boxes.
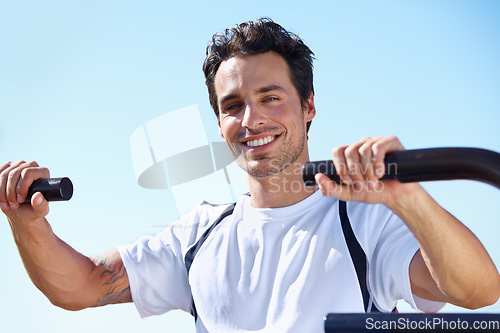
[241,104,266,129]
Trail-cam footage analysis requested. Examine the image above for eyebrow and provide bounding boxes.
[256,84,285,94]
[218,85,286,107]
[219,93,240,107]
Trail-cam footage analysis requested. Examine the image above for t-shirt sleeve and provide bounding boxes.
[117,223,192,318]
[117,202,229,318]
[349,203,445,313]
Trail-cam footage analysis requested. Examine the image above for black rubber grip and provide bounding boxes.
[24,177,73,203]
[302,147,500,189]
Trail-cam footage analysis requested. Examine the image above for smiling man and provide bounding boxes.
[214,51,316,208]
[1,18,499,333]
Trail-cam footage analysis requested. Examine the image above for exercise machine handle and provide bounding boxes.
[302,147,500,189]
[24,177,73,203]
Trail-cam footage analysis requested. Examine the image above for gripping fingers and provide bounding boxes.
[332,145,349,184]
[315,173,353,202]
[371,135,404,179]
[16,163,50,204]
[359,136,388,182]
[0,161,25,210]
[358,139,376,182]
[0,162,14,211]
[343,137,371,184]
[0,161,49,211]
[6,161,32,208]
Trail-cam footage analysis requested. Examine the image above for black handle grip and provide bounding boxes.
[24,177,73,203]
[302,147,500,189]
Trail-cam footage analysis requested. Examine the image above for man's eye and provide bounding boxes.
[264,97,279,102]
[224,104,241,112]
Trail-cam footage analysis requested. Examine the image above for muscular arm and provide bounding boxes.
[1,161,131,310]
[9,215,131,310]
[390,184,500,309]
[89,249,132,307]
[316,136,500,309]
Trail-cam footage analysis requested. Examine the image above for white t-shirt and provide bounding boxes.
[118,191,444,332]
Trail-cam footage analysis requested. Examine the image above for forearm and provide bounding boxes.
[321,136,500,308]
[1,161,131,309]
[9,216,101,310]
[387,184,500,308]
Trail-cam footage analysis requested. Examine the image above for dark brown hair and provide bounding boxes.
[203,18,315,132]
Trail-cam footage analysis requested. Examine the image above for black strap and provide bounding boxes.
[339,200,397,313]
[339,200,373,312]
[184,203,236,320]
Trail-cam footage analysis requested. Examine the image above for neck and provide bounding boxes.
[247,159,317,208]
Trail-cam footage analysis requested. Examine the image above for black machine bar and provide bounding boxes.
[302,147,500,189]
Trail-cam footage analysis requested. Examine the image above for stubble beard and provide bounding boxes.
[234,129,306,178]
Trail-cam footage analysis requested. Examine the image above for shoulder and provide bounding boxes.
[342,201,409,254]
[345,201,395,225]
[120,200,237,258]
[164,199,236,246]
[192,200,238,227]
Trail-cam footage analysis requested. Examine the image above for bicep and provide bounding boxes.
[89,248,132,306]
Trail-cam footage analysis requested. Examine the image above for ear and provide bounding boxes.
[304,92,316,122]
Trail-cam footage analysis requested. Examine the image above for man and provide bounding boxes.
[1,18,499,332]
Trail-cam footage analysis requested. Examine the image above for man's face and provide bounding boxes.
[215,51,315,178]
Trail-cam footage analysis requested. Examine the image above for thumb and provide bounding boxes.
[31,192,50,218]
[316,173,352,201]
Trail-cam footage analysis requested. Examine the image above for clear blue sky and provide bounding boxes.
[1,1,499,332]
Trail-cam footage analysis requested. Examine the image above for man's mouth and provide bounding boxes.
[245,135,277,148]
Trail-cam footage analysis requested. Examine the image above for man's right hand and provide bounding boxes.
[0,161,51,222]
[1,160,132,310]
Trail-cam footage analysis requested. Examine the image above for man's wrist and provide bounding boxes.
[384,183,428,222]
[9,216,53,245]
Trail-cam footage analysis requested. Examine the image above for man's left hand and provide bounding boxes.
[315,135,419,206]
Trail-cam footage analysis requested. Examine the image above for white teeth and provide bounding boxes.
[246,135,275,147]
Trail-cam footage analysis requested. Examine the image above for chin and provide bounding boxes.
[238,158,287,178]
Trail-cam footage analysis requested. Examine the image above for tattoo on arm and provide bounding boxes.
[90,252,132,306]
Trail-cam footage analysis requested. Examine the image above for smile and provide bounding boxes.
[245,135,276,147]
